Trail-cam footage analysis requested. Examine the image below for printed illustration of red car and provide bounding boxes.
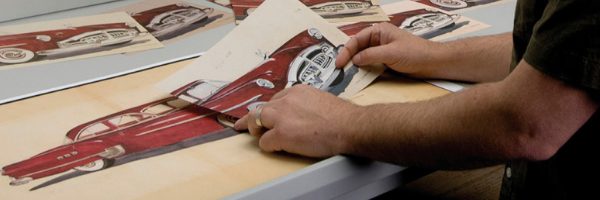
[172,28,357,118]
[207,0,232,8]
[338,8,460,37]
[414,0,499,10]
[1,97,235,186]
[0,22,143,64]
[231,0,375,20]
[130,4,214,39]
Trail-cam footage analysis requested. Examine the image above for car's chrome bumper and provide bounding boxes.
[150,8,213,38]
[37,32,141,56]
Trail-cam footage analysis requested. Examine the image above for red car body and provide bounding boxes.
[1,97,230,186]
[131,4,214,38]
[0,23,142,64]
[207,0,232,8]
[414,0,493,10]
[172,28,350,118]
[338,8,460,36]
[230,0,374,20]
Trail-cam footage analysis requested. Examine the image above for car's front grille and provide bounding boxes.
[312,54,328,66]
[424,14,447,22]
[84,34,109,41]
[151,16,184,30]
[109,31,131,38]
[346,3,368,9]
[300,65,321,82]
[323,5,345,11]
[59,33,108,47]
[175,9,200,17]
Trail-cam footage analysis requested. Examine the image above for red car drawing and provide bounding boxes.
[172,28,357,118]
[130,4,214,39]
[231,0,375,20]
[0,22,143,64]
[207,0,232,8]
[338,8,460,37]
[415,0,499,10]
[1,97,235,186]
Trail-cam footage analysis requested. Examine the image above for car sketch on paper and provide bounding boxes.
[130,4,215,40]
[413,0,505,11]
[207,0,232,8]
[171,28,358,118]
[231,0,377,20]
[1,97,238,188]
[0,23,144,65]
[338,8,461,39]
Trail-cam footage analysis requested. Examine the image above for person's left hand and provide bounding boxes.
[234,84,358,158]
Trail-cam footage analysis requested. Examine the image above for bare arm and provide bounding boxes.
[235,61,598,170]
[340,61,597,169]
[233,22,597,170]
[336,23,513,83]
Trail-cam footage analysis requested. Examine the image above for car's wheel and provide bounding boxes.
[216,113,237,128]
[243,8,256,16]
[74,159,115,172]
[429,0,468,8]
[0,48,36,64]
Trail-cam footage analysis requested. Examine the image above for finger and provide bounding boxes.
[270,86,293,101]
[336,27,377,68]
[335,44,352,68]
[258,129,283,153]
[233,114,248,131]
[245,107,266,137]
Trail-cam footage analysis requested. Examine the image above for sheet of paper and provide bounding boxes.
[335,0,491,41]
[0,59,318,200]
[412,0,517,13]
[0,12,163,70]
[103,0,234,44]
[156,0,385,118]
[230,0,390,24]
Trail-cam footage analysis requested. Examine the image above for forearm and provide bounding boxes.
[418,33,513,83]
[342,83,513,170]
[339,61,598,170]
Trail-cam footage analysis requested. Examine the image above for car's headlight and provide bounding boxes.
[36,35,51,42]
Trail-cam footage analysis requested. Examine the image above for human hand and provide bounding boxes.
[335,22,438,78]
[233,84,358,158]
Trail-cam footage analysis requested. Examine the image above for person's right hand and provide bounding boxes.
[335,22,440,78]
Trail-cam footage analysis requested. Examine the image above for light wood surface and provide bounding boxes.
[0,59,450,200]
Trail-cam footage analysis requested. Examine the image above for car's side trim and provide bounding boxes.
[219,94,263,114]
[135,113,215,136]
[0,43,28,48]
